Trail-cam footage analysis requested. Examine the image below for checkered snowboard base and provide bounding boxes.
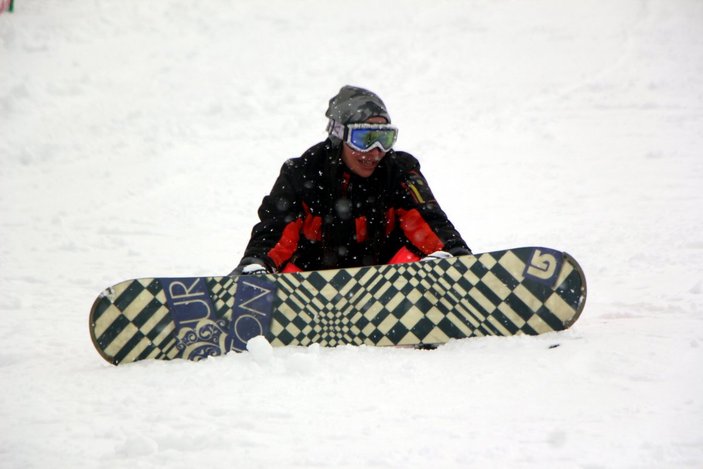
[89,246,586,365]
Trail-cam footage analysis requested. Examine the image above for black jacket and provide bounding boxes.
[238,140,470,272]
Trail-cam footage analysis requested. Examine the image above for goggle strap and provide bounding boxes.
[327,120,346,141]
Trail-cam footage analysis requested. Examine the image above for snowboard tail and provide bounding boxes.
[90,247,587,365]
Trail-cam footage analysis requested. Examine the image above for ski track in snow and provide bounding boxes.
[1,0,702,467]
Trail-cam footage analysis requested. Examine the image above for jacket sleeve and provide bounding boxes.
[392,152,471,256]
[239,159,304,272]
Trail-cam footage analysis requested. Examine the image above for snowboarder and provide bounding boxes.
[230,85,471,275]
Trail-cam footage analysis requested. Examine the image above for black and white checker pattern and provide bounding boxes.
[89,247,586,364]
[90,278,181,365]
[90,276,242,364]
[206,276,238,320]
[268,247,585,347]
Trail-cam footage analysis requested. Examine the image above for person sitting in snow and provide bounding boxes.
[230,85,470,275]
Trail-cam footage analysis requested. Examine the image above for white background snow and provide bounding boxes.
[1,0,702,467]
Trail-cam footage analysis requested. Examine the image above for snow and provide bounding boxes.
[1,0,702,467]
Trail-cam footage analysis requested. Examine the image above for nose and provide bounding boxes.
[366,147,385,160]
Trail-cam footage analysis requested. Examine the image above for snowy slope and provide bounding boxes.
[1,0,702,467]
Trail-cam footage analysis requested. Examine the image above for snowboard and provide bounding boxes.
[89,246,587,365]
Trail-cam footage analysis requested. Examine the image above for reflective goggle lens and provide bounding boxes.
[346,125,398,152]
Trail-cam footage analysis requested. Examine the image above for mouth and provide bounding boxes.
[357,155,382,169]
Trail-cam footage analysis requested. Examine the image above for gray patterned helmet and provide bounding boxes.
[325,86,391,143]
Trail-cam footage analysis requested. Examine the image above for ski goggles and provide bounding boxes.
[344,123,398,152]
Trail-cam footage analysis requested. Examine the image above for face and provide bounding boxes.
[341,116,388,178]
